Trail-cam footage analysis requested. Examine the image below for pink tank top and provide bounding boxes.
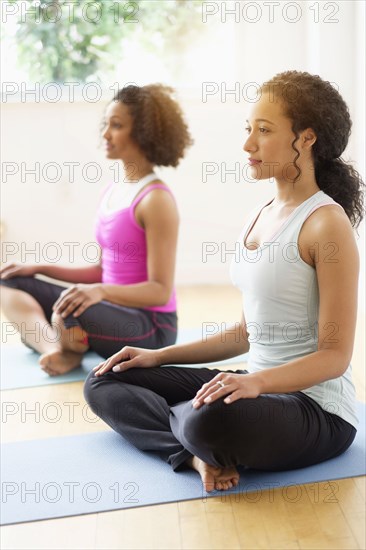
[95,183,177,312]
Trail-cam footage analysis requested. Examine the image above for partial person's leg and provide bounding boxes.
[84,365,248,490]
[1,285,59,354]
[64,301,177,359]
[38,310,89,375]
[84,367,356,491]
[41,305,177,374]
[1,277,88,375]
[170,390,357,471]
[84,366,229,469]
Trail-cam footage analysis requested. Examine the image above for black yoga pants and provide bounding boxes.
[83,365,356,471]
[0,276,177,358]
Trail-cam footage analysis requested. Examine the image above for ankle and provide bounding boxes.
[39,342,63,354]
[62,341,89,354]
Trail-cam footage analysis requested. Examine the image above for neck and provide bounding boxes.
[273,166,320,206]
[121,158,155,183]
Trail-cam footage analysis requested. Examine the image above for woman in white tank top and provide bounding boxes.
[85,71,364,493]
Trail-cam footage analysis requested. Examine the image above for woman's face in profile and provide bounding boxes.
[101,101,140,161]
[243,92,302,184]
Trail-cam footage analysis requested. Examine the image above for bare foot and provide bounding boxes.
[187,455,240,492]
[39,349,84,376]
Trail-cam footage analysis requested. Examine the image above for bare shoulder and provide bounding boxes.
[135,182,178,227]
[299,204,358,266]
[138,181,175,206]
[303,204,354,239]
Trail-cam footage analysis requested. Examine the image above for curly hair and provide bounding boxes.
[261,71,365,228]
[110,83,193,168]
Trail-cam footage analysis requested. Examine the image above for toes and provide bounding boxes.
[214,476,239,491]
[39,357,59,376]
[193,460,240,494]
[39,358,57,376]
[41,365,57,376]
[39,355,51,367]
[202,476,215,493]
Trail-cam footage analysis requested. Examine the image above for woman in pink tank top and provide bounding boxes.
[1,84,192,375]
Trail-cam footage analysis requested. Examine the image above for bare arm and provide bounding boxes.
[100,188,179,307]
[0,258,103,284]
[159,320,249,365]
[48,187,180,319]
[193,206,359,406]
[254,207,358,393]
[36,263,103,284]
[94,314,249,375]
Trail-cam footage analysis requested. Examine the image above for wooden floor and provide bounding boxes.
[1,285,365,549]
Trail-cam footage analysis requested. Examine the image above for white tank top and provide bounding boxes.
[230,190,358,428]
[101,172,157,215]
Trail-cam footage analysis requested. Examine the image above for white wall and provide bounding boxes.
[1,1,365,309]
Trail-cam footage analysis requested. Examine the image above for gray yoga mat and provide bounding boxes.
[1,402,365,525]
[0,328,248,390]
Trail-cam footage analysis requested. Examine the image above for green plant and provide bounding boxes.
[6,0,204,83]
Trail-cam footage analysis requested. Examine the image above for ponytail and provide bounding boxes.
[261,71,365,229]
[314,157,364,228]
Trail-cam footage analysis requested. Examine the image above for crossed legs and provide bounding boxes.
[84,365,356,491]
[84,366,246,491]
[1,286,88,375]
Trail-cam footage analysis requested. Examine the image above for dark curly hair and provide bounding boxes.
[110,83,193,167]
[261,71,365,228]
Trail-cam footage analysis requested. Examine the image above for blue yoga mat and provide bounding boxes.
[0,328,248,390]
[1,403,365,525]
